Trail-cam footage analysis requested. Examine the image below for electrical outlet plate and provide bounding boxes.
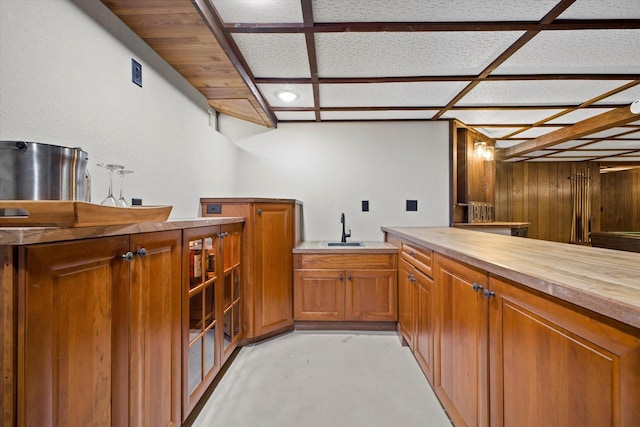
[132,59,142,87]
[406,200,418,211]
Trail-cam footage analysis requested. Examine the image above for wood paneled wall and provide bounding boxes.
[601,168,640,231]
[495,162,601,243]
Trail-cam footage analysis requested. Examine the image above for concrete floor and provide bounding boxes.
[191,331,452,427]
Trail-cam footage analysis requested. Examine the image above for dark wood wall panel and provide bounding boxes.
[601,168,640,231]
[495,162,601,243]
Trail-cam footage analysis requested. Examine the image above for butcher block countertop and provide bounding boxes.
[293,241,397,254]
[382,226,640,329]
[0,217,245,246]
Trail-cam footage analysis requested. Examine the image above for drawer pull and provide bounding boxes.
[121,251,134,262]
[472,283,483,293]
[483,289,496,299]
[347,275,352,280]
[135,248,147,258]
[409,251,416,257]
[339,275,344,281]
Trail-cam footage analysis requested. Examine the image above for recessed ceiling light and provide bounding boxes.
[631,99,640,114]
[275,90,299,102]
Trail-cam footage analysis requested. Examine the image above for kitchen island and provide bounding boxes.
[383,226,640,427]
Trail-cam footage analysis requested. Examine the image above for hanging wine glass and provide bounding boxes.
[96,163,124,206]
[116,170,134,207]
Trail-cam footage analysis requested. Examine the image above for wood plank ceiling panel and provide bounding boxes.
[101,0,276,128]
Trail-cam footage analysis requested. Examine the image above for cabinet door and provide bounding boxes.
[22,236,129,427]
[434,254,489,427]
[414,268,434,385]
[345,269,397,321]
[489,276,640,427]
[398,260,417,349]
[293,269,345,321]
[129,231,181,427]
[254,203,293,335]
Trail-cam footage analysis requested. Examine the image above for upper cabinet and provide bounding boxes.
[453,121,496,223]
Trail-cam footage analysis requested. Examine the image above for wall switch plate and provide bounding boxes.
[131,198,142,206]
[362,200,369,212]
[132,59,142,87]
[406,200,418,211]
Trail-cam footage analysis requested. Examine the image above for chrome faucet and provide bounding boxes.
[340,213,351,243]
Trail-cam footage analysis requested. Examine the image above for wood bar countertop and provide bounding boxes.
[0,217,245,246]
[382,226,640,329]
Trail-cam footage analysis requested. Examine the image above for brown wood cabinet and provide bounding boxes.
[293,253,397,322]
[200,198,301,341]
[19,231,181,427]
[489,275,640,426]
[182,223,242,420]
[434,253,489,427]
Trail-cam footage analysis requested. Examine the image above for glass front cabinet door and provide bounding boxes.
[182,223,242,420]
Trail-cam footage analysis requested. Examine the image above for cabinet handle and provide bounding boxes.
[347,275,352,280]
[257,209,262,216]
[339,275,344,281]
[121,251,134,262]
[472,283,483,292]
[409,251,416,257]
[408,274,416,283]
[217,232,228,238]
[483,289,496,299]
[135,248,147,258]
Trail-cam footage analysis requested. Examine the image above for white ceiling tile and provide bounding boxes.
[495,140,526,149]
[584,127,636,138]
[514,127,563,138]
[523,150,556,157]
[312,0,558,22]
[546,108,613,124]
[500,157,528,162]
[633,121,640,125]
[321,110,438,120]
[582,140,640,150]
[550,150,631,157]
[618,130,640,138]
[315,32,524,77]
[594,86,640,105]
[474,127,523,138]
[548,140,590,149]
[232,34,310,78]
[598,156,640,161]
[211,0,303,23]
[258,83,314,108]
[319,82,468,107]
[445,109,564,125]
[458,80,631,106]
[276,111,317,121]
[526,157,593,162]
[558,0,640,19]
[495,30,640,75]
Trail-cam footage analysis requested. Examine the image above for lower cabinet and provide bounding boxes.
[293,253,397,322]
[20,230,182,427]
[489,275,640,426]
[182,223,242,420]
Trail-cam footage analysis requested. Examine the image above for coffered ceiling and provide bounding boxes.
[103,0,640,163]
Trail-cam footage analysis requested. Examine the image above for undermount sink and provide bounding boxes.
[326,242,364,247]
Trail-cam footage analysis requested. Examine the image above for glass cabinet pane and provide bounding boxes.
[203,326,216,374]
[233,304,241,339]
[204,237,215,280]
[189,239,203,289]
[223,309,232,349]
[204,284,215,329]
[224,274,232,309]
[188,338,202,395]
[232,270,240,303]
[189,292,203,336]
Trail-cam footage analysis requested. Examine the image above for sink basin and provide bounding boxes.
[326,242,364,247]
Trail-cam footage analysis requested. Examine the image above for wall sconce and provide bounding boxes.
[474,141,494,161]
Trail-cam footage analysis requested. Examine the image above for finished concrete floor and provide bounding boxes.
[191,331,452,427]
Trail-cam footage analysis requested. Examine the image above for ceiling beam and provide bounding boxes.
[500,106,640,159]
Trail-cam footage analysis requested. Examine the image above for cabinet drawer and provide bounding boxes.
[401,243,433,277]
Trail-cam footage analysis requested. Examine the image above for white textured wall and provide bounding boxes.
[0,0,239,218]
[220,116,451,241]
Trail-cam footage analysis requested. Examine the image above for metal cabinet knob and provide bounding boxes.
[472,283,483,292]
[347,275,352,280]
[257,209,262,216]
[339,275,344,281]
[217,232,228,238]
[121,251,134,261]
[136,248,147,258]
[483,289,496,299]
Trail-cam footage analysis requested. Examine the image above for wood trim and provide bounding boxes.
[301,0,321,121]
[294,321,397,331]
[502,106,640,158]
[191,0,277,128]
[1,246,16,427]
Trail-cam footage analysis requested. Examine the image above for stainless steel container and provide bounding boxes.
[0,141,90,201]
